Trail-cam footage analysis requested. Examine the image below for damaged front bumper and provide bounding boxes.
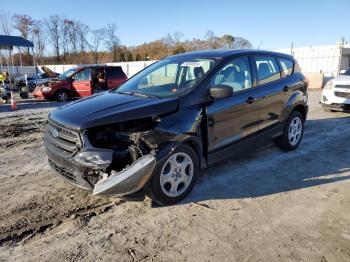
[45,123,157,197]
[92,154,155,196]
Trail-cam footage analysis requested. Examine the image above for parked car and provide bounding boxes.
[0,84,11,102]
[15,66,59,92]
[321,68,350,112]
[33,65,128,102]
[44,50,308,205]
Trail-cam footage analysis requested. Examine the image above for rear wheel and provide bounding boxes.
[277,111,304,151]
[55,89,69,102]
[148,144,199,205]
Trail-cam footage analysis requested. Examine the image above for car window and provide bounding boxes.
[211,56,252,92]
[255,56,281,85]
[278,58,294,77]
[106,67,126,79]
[74,69,92,81]
[139,63,178,88]
[185,60,212,81]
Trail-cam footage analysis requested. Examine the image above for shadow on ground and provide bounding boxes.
[0,100,68,112]
[181,115,350,203]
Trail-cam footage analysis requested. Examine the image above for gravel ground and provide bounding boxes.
[0,90,349,262]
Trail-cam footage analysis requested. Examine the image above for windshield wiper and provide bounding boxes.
[117,91,159,98]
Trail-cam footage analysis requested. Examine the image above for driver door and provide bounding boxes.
[206,56,261,164]
[72,69,92,97]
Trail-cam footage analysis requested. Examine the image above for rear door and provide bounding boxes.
[206,56,260,164]
[71,69,93,97]
[251,55,286,133]
[105,67,127,89]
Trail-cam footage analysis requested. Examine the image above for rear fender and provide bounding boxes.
[283,90,307,121]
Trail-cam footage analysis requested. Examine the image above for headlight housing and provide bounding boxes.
[41,86,52,93]
[324,80,333,90]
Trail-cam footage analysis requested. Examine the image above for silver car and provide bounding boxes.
[15,66,59,92]
[321,68,350,112]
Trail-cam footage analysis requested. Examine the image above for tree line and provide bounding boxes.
[0,12,253,65]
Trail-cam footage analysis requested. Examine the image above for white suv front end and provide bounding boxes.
[321,72,350,112]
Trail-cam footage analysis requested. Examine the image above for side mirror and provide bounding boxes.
[340,70,346,75]
[209,85,233,99]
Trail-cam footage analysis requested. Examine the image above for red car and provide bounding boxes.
[33,65,128,102]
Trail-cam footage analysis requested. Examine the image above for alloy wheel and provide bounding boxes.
[288,116,302,146]
[160,152,194,198]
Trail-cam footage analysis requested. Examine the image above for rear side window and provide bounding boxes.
[106,67,126,79]
[74,69,92,81]
[278,57,294,77]
[255,56,281,85]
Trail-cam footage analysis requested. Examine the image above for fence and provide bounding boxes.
[0,61,157,80]
[273,44,350,77]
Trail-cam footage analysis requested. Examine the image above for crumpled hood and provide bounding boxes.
[49,92,179,130]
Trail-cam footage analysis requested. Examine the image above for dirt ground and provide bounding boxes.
[0,90,349,262]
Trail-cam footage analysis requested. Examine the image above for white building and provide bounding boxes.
[273,43,350,77]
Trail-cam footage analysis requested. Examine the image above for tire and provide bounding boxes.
[55,89,69,102]
[20,92,29,99]
[148,144,199,205]
[277,111,304,151]
[28,83,36,92]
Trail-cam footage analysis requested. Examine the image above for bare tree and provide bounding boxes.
[232,37,253,49]
[104,23,120,61]
[0,12,13,35]
[173,31,184,44]
[76,22,89,53]
[46,15,61,62]
[221,34,235,48]
[61,18,71,61]
[67,20,79,55]
[31,20,46,63]
[12,14,34,39]
[162,33,174,46]
[89,28,106,63]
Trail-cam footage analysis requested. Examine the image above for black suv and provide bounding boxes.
[44,50,308,205]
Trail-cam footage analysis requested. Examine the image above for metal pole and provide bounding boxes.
[18,46,24,76]
[32,47,37,86]
[0,49,3,72]
[6,49,11,85]
[10,48,15,83]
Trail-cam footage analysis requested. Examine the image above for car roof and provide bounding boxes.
[75,65,122,70]
[169,49,294,60]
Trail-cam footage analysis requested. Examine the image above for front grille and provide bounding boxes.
[334,91,350,98]
[48,159,75,181]
[44,121,81,159]
[335,85,350,89]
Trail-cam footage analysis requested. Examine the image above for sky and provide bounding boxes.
[1,0,350,50]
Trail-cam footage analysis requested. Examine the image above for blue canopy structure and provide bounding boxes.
[0,35,35,85]
[0,35,34,49]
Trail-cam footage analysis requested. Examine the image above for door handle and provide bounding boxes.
[246,96,256,104]
[283,86,289,92]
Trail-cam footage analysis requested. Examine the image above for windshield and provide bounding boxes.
[115,57,219,98]
[59,68,77,80]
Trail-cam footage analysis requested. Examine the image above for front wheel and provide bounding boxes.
[55,89,69,102]
[148,144,199,205]
[277,111,304,151]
